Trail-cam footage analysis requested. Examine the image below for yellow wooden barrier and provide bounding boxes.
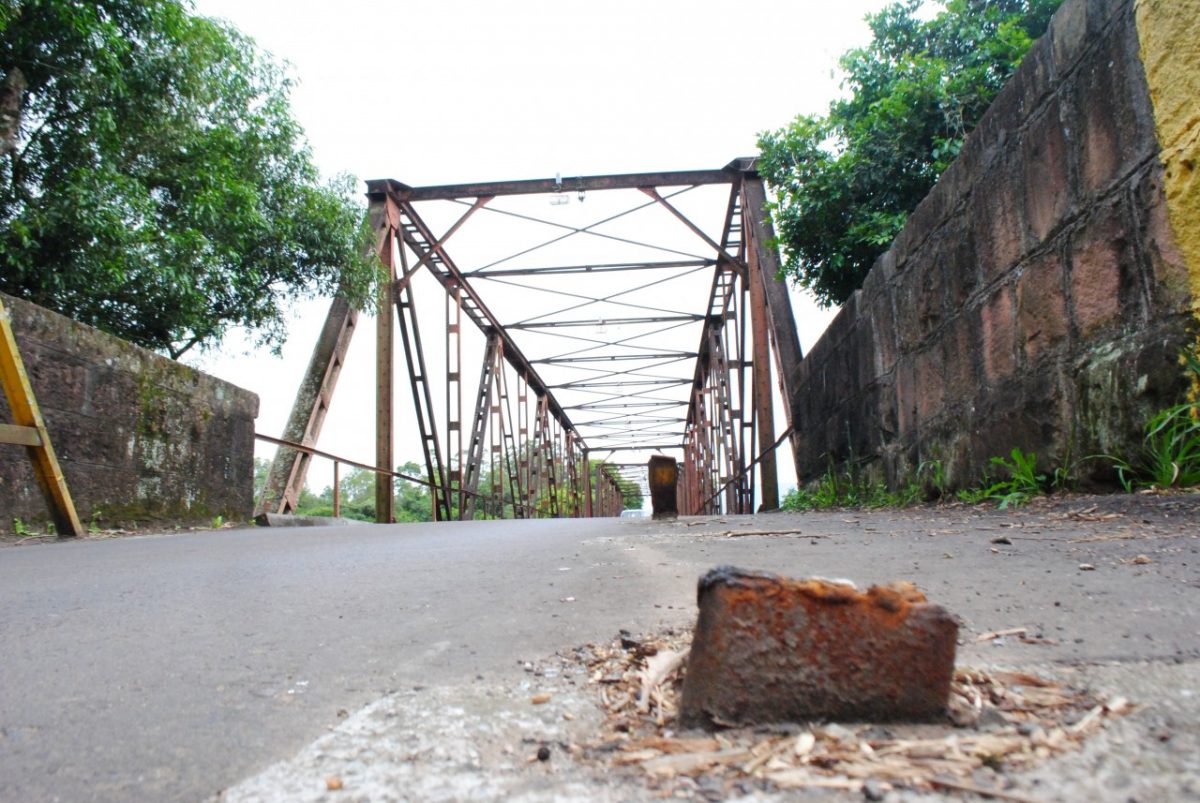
[0,298,83,537]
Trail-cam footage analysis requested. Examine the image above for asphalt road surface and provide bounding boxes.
[2,493,1197,802]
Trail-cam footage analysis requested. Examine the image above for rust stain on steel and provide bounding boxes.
[679,567,958,728]
[648,455,678,519]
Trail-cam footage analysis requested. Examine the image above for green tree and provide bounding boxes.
[589,462,643,510]
[294,462,434,523]
[758,0,1062,307]
[615,474,643,510]
[0,0,374,358]
[393,461,434,522]
[252,457,271,501]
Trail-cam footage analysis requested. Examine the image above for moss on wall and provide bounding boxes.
[0,291,258,534]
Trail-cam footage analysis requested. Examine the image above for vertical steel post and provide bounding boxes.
[496,351,523,518]
[446,279,464,518]
[517,374,533,518]
[332,460,341,519]
[548,400,559,515]
[393,251,452,522]
[742,175,804,481]
[582,447,592,517]
[463,332,499,518]
[375,225,395,523]
[488,343,506,518]
[746,215,779,510]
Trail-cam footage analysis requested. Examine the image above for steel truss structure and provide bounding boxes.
[259,159,803,521]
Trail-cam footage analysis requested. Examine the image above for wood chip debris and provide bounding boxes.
[544,627,1132,799]
[976,627,1027,642]
[719,529,818,538]
[1052,505,1124,522]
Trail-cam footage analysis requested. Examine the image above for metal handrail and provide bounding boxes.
[255,433,479,519]
[698,426,794,511]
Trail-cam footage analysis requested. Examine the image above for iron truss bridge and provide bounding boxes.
[259,158,804,521]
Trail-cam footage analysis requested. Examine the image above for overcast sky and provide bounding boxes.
[185,0,896,499]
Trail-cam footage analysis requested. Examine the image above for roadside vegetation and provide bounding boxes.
[758,0,1063,307]
[252,457,643,523]
[782,353,1200,512]
[0,0,377,359]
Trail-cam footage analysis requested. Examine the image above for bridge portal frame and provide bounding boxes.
[259,159,804,521]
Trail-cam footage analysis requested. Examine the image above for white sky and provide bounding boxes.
[184,0,895,500]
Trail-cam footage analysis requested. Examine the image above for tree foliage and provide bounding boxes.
[757,0,1062,307]
[594,464,643,511]
[0,0,375,358]
[292,462,433,523]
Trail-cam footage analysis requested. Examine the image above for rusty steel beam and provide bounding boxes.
[256,294,358,516]
[516,373,532,518]
[366,168,738,203]
[532,351,696,365]
[446,279,465,517]
[375,227,396,523]
[549,378,690,390]
[565,431,581,517]
[409,196,493,275]
[509,314,704,330]
[597,444,682,452]
[640,187,748,274]
[392,242,452,522]
[746,214,779,511]
[706,326,744,513]
[495,343,523,519]
[568,400,685,410]
[467,259,714,278]
[741,177,804,475]
[393,200,579,441]
[463,332,500,519]
[582,447,593,517]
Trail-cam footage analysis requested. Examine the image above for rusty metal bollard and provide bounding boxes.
[647,456,678,519]
[679,566,958,727]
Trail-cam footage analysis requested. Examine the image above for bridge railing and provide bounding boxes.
[254,433,460,520]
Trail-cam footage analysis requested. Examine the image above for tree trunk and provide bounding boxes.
[1,67,26,157]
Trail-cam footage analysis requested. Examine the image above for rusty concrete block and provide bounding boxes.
[647,455,678,519]
[679,567,957,728]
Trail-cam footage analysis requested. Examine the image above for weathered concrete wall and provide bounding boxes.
[0,292,259,531]
[788,0,1199,488]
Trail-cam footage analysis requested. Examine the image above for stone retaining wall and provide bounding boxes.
[788,0,1199,488]
[0,292,258,532]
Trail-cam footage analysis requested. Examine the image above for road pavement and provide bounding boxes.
[1,492,1197,801]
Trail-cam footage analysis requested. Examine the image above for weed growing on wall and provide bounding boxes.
[1105,350,1200,491]
[783,452,1068,512]
[781,461,943,511]
[985,448,1048,508]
